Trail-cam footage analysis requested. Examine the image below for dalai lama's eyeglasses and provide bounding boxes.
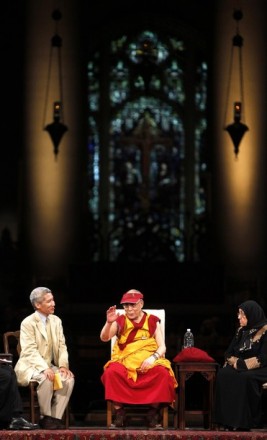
[122,300,142,310]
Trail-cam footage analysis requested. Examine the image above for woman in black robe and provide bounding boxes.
[214,299,267,431]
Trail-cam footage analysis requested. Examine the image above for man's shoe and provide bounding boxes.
[39,416,59,430]
[147,407,163,430]
[109,408,126,429]
[53,418,65,429]
[8,417,39,430]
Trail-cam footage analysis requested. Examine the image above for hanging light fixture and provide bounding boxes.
[43,9,68,159]
[223,9,249,158]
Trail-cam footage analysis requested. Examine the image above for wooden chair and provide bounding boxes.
[106,309,169,429]
[3,330,69,427]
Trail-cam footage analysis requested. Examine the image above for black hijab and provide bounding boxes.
[231,300,267,353]
[238,300,267,330]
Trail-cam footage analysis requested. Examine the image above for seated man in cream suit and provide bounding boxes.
[14,287,75,429]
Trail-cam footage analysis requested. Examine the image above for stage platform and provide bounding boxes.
[1,427,267,440]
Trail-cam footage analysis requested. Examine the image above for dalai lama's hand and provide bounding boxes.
[106,305,120,323]
[138,355,157,373]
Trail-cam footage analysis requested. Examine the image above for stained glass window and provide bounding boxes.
[88,30,208,262]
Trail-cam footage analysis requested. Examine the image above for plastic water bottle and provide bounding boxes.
[183,328,194,348]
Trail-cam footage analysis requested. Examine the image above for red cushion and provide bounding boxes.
[173,347,215,362]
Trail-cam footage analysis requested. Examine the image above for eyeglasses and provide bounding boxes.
[122,300,142,309]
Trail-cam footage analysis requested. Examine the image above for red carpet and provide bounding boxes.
[1,429,267,440]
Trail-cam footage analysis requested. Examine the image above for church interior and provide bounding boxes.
[0,0,267,426]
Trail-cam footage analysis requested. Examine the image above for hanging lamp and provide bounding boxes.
[223,9,249,158]
[43,9,68,159]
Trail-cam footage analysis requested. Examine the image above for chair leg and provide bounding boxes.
[162,406,168,429]
[64,404,70,428]
[107,401,112,427]
[30,383,37,424]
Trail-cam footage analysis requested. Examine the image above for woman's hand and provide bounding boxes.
[226,356,238,368]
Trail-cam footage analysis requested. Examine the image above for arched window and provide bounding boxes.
[88,28,209,262]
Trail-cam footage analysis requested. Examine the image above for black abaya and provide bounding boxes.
[214,300,267,430]
[214,364,267,429]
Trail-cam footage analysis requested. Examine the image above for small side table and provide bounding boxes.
[173,362,218,430]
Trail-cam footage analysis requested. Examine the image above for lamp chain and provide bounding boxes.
[223,9,246,128]
[57,46,65,121]
[42,44,54,129]
[223,44,234,128]
[238,45,246,123]
[42,9,64,128]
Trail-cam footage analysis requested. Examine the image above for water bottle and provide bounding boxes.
[183,328,194,348]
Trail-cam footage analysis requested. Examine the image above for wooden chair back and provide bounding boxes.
[3,330,21,361]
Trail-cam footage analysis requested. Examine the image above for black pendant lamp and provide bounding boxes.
[43,10,68,159]
[223,9,249,158]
